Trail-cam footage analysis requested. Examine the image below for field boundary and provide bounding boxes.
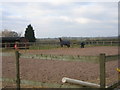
[20,53,100,63]
[1,40,118,49]
[19,53,118,63]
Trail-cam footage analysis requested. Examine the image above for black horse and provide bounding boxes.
[59,38,70,48]
[80,42,85,48]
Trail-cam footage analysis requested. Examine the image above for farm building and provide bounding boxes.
[1,37,29,48]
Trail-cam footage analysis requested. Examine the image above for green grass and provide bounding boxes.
[29,44,60,50]
[1,48,15,52]
[29,44,118,50]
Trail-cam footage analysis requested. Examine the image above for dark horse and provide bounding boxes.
[80,42,85,48]
[59,38,70,48]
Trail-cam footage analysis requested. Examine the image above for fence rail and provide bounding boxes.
[20,53,100,63]
[1,77,85,88]
[19,53,118,63]
[0,40,119,49]
[106,55,118,62]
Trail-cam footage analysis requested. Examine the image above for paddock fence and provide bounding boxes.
[0,40,119,49]
[11,51,119,89]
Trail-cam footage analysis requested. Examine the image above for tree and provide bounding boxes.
[1,29,21,37]
[24,24,36,42]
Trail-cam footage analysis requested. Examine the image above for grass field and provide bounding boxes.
[28,43,118,50]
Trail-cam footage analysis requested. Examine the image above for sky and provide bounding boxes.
[0,0,118,38]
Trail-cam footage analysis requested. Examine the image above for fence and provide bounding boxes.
[1,42,29,49]
[14,51,119,89]
[84,41,118,46]
[0,41,119,49]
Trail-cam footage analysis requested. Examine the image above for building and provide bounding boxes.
[1,37,29,49]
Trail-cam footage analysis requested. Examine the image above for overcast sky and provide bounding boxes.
[0,1,118,38]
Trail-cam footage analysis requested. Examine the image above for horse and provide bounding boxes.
[59,38,70,48]
[80,42,85,48]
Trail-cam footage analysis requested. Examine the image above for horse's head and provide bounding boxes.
[59,38,62,42]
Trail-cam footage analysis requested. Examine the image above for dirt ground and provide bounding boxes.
[20,46,118,56]
[1,46,119,88]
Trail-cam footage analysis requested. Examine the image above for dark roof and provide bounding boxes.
[1,37,22,41]
[1,37,28,42]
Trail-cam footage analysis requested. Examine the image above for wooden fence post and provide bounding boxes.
[15,51,20,90]
[111,41,113,46]
[103,41,105,45]
[99,53,106,88]
[97,41,99,45]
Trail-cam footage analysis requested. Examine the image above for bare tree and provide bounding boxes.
[1,29,21,37]
[17,31,22,37]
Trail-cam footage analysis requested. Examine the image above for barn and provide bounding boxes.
[1,37,29,49]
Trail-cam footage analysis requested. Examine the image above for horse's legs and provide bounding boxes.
[61,44,63,47]
[67,44,70,48]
